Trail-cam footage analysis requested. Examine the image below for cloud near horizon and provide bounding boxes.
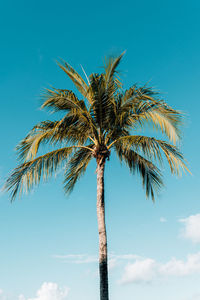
[120,252,200,284]
[18,282,69,300]
[53,251,200,285]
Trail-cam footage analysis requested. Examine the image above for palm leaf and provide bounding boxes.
[104,52,125,89]
[5,147,74,201]
[112,135,188,175]
[17,116,92,162]
[115,144,163,200]
[41,88,82,112]
[119,87,182,143]
[64,147,93,194]
[57,60,90,101]
[89,74,112,135]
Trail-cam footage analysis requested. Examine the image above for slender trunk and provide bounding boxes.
[96,160,109,300]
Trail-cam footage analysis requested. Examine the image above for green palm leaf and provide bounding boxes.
[64,147,93,194]
[57,60,89,101]
[115,144,163,200]
[41,88,82,112]
[110,135,188,175]
[5,147,74,201]
[120,87,182,143]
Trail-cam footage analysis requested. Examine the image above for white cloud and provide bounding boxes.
[120,252,200,284]
[179,214,200,243]
[121,258,157,284]
[0,289,7,300]
[19,282,69,300]
[160,217,167,223]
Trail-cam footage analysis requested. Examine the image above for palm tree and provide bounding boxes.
[5,53,188,300]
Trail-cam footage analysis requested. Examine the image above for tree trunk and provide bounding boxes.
[96,160,109,300]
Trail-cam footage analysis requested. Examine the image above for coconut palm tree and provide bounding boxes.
[5,53,188,300]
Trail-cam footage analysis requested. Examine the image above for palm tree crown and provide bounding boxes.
[5,53,189,300]
[5,52,187,201]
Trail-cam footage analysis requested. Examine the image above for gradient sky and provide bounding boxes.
[0,0,200,299]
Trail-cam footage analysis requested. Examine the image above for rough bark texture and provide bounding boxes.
[96,159,109,300]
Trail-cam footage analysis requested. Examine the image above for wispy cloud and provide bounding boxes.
[179,214,200,243]
[53,253,140,266]
[53,254,97,264]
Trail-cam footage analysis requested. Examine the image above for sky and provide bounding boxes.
[0,0,200,299]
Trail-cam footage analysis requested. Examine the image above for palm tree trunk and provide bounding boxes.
[96,160,109,300]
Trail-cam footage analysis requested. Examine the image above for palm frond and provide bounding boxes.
[111,135,188,175]
[115,144,163,200]
[104,52,125,90]
[143,107,182,144]
[64,147,93,194]
[118,87,182,143]
[17,115,93,162]
[89,74,112,134]
[57,60,90,101]
[17,121,59,162]
[41,88,99,143]
[41,88,82,112]
[5,147,74,201]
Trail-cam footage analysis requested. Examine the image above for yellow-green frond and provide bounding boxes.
[57,60,89,101]
[5,147,74,201]
[103,52,125,88]
[120,88,182,143]
[112,135,188,176]
[115,144,163,201]
[41,88,82,112]
[64,147,93,194]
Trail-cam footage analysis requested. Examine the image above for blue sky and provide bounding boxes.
[0,0,200,299]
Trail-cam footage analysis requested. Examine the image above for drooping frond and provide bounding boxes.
[110,135,188,175]
[64,147,93,194]
[17,121,59,162]
[115,144,163,200]
[5,147,74,201]
[137,102,182,144]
